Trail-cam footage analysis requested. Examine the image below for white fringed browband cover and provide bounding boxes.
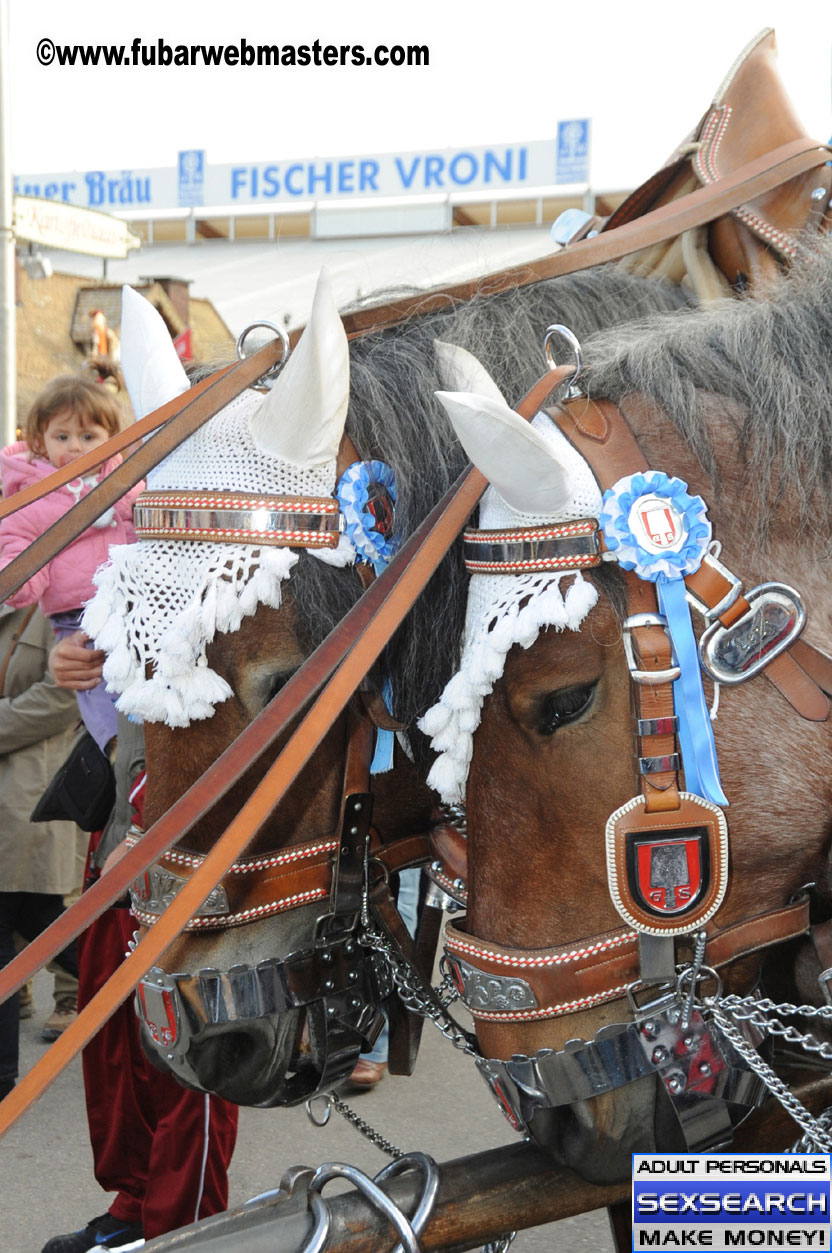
[82,389,355,727]
[418,413,604,804]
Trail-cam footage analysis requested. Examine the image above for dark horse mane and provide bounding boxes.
[581,238,832,545]
[287,265,689,764]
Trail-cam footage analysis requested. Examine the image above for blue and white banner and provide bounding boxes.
[13,134,592,212]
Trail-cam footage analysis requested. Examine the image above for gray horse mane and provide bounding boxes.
[289,266,689,760]
[581,238,832,541]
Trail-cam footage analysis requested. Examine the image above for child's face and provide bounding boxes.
[35,408,111,469]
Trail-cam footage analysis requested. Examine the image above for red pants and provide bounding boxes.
[79,907,239,1240]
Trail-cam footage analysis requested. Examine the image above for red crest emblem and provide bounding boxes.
[639,504,678,549]
[137,980,179,1048]
[631,829,707,917]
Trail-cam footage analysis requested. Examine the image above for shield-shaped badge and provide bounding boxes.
[606,793,728,935]
[631,828,708,917]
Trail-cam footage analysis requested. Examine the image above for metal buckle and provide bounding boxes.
[638,753,681,775]
[686,551,743,621]
[622,613,681,685]
[699,583,806,686]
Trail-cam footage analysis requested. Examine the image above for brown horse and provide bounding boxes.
[82,265,686,1106]
[423,241,832,1182]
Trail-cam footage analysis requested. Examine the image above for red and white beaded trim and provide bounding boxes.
[445,929,636,969]
[133,886,329,931]
[428,866,468,905]
[694,106,731,186]
[693,105,798,259]
[732,205,798,258]
[125,834,339,876]
[135,525,338,548]
[137,492,339,514]
[469,983,631,1021]
[463,521,597,544]
[465,552,599,574]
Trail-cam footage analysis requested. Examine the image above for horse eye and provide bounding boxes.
[265,670,295,703]
[538,683,596,736]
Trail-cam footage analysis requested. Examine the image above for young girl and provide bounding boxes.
[0,377,144,752]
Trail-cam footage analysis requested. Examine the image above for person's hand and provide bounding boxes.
[101,840,130,877]
[48,630,105,690]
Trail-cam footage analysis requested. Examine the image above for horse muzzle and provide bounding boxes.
[474,992,768,1183]
[135,930,390,1105]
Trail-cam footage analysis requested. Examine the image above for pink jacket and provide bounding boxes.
[0,442,144,616]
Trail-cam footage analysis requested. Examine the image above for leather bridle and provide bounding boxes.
[123,467,444,1099]
[133,707,436,1103]
[437,386,832,1146]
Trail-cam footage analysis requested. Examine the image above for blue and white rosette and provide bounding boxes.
[337,460,399,772]
[599,471,727,807]
[336,460,399,571]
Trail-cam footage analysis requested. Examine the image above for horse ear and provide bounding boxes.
[433,341,507,403]
[250,268,349,467]
[120,286,190,420]
[435,390,576,516]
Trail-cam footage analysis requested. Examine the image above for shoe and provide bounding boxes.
[346,1059,387,1089]
[41,996,78,1042]
[41,1211,144,1252]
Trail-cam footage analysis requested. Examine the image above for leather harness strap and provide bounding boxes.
[552,395,832,723]
[444,896,810,1023]
[329,139,832,343]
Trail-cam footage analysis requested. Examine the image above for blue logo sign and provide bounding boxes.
[556,119,590,184]
[178,150,205,207]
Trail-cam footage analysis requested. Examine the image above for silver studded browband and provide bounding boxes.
[462,519,602,574]
[133,489,344,549]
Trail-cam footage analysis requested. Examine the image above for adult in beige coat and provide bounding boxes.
[0,604,84,1099]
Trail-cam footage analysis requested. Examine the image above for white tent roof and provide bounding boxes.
[41,226,557,336]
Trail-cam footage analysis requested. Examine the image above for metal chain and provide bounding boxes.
[789,1108,832,1154]
[330,1093,406,1160]
[306,1091,405,1160]
[705,999,832,1151]
[713,994,832,1062]
[360,923,479,1059]
[482,1233,517,1253]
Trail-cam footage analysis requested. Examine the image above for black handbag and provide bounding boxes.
[31,730,115,832]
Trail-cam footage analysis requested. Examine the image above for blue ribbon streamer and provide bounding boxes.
[657,575,728,807]
[369,557,395,775]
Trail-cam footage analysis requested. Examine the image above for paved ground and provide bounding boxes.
[1,972,615,1253]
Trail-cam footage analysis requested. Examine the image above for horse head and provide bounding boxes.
[422,269,832,1181]
[82,275,436,1105]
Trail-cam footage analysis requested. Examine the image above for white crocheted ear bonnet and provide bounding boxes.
[418,350,603,804]
[82,276,357,727]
